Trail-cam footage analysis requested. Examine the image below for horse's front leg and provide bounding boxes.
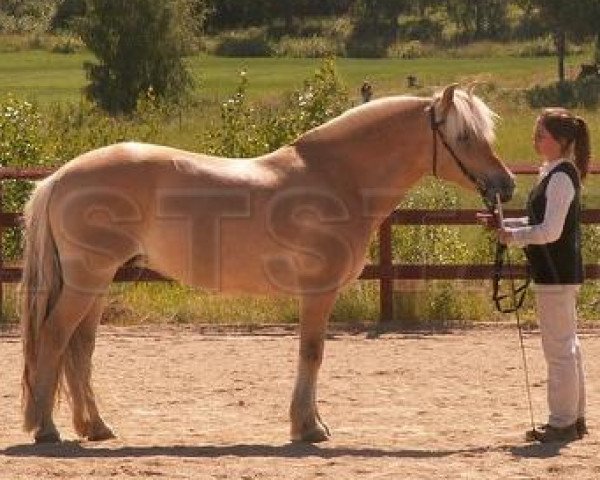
[290,291,338,442]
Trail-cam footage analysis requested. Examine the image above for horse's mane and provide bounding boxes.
[435,88,498,144]
[293,96,429,146]
[294,88,497,148]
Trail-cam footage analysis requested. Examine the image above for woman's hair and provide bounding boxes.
[540,108,591,180]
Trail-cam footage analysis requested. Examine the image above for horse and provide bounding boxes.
[20,84,514,444]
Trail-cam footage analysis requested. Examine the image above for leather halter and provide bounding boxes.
[428,103,529,312]
[428,104,489,205]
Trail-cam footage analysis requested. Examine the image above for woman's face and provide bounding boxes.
[533,120,562,161]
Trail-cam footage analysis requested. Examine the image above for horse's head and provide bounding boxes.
[429,84,514,207]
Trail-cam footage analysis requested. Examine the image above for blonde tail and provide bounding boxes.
[20,176,62,432]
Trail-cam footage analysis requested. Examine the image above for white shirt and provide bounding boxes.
[504,159,577,248]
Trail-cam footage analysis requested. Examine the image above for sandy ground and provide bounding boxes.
[1,325,599,480]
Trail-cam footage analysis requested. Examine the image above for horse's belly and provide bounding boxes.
[145,218,364,296]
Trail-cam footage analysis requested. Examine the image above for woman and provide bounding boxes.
[498,108,591,443]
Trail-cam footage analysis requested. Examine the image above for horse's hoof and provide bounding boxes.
[87,425,116,442]
[293,426,330,443]
[34,431,61,444]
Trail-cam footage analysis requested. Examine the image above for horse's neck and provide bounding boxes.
[294,97,432,220]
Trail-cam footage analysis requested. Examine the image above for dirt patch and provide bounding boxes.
[1,326,599,479]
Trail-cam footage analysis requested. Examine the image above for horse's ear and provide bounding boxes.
[466,81,479,98]
[440,83,459,115]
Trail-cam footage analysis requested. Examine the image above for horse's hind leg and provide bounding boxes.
[27,285,99,443]
[290,291,337,442]
[64,294,115,441]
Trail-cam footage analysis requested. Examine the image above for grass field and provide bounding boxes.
[0,50,588,102]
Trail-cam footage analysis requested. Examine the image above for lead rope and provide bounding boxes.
[496,194,537,439]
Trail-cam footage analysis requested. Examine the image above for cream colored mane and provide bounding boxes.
[435,88,498,144]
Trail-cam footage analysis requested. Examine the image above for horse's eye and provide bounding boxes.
[457,131,470,143]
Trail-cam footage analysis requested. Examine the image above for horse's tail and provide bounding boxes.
[20,175,62,432]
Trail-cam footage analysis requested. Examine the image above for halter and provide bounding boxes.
[428,104,491,210]
[428,103,530,313]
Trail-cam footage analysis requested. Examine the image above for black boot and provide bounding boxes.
[576,417,588,438]
[527,423,579,443]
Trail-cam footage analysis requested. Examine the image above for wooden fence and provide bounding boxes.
[1,165,599,322]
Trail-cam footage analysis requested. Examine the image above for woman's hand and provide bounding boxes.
[477,213,514,244]
[475,212,499,230]
[497,228,513,245]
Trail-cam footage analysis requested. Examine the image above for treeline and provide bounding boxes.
[207,0,535,42]
[1,0,598,46]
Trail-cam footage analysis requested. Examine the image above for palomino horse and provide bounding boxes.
[21,84,514,444]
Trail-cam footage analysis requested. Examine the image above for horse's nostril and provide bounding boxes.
[500,179,515,202]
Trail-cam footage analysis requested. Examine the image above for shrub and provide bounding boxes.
[274,36,342,58]
[514,35,556,57]
[50,34,84,54]
[345,19,395,58]
[0,96,55,261]
[205,58,349,157]
[369,179,498,325]
[387,40,430,59]
[345,31,389,58]
[526,78,600,109]
[45,92,172,162]
[397,15,443,42]
[213,28,273,57]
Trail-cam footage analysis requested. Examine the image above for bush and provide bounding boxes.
[526,78,600,109]
[345,21,395,58]
[345,24,393,58]
[205,58,349,157]
[0,2,55,34]
[387,40,430,59]
[274,36,342,58]
[50,34,84,54]
[0,96,56,261]
[513,35,556,57]
[369,179,498,325]
[213,28,273,57]
[512,35,586,59]
[45,92,173,162]
[397,15,443,42]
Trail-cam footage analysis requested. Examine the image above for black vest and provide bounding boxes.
[524,161,583,284]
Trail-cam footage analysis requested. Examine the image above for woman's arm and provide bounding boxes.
[502,217,529,229]
[503,172,575,247]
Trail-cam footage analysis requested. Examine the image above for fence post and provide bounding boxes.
[379,218,393,322]
[0,180,4,319]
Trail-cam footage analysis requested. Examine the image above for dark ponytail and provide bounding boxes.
[574,116,591,181]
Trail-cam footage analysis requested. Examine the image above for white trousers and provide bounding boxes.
[534,284,586,428]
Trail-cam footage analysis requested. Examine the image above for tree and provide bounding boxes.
[0,0,58,33]
[51,0,86,31]
[80,0,200,114]
[444,0,509,42]
[530,0,600,81]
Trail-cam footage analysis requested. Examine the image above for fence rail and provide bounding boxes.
[1,164,599,322]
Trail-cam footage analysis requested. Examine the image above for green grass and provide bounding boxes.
[0,51,91,104]
[0,49,589,103]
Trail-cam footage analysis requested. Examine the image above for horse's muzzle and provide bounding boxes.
[484,176,515,205]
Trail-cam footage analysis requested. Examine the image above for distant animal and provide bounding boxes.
[577,63,599,80]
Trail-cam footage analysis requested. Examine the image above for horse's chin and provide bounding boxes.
[483,188,513,208]
[485,179,515,205]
